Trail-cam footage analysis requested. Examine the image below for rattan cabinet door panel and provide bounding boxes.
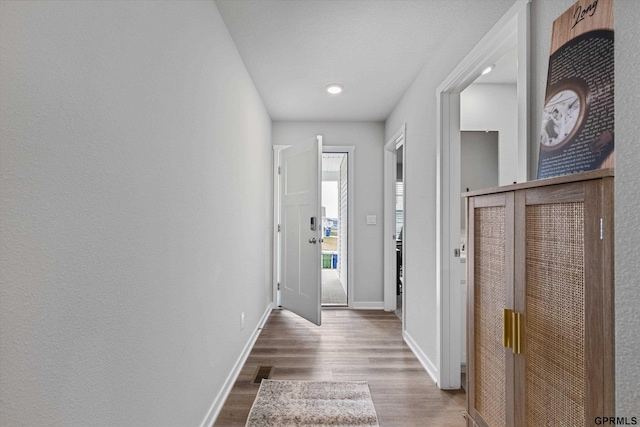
[467,193,515,427]
[524,200,586,426]
[513,179,613,427]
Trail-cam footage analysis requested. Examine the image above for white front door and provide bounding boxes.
[279,136,322,325]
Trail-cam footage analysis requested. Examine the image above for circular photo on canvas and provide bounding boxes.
[540,78,590,151]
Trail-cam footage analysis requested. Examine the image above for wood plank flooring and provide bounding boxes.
[213,309,466,427]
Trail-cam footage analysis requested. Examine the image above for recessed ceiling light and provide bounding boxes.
[326,84,343,94]
[481,64,495,75]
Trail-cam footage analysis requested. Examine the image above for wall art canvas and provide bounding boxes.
[537,0,614,179]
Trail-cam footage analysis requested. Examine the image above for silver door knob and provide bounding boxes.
[308,238,317,244]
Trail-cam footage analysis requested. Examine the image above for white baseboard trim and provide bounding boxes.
[403,330,438,384]
[200,303,273,427]
[352,301,384,310]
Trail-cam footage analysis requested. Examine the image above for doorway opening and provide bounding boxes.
[459,130,499,385]
[273,142,355,317]
[383,124,405,320]
[435,0,529,389]
[321,153,348,307]
[394,146,404,320]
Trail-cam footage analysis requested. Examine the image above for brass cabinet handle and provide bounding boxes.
[503,308,513,348]
[503,308,523,354]
[512,311,522,354]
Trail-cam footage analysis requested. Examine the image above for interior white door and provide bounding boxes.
[279,136,322,325]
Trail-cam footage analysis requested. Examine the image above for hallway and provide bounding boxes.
[214,309,466,427]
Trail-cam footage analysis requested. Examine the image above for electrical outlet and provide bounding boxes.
[241,312,245,331]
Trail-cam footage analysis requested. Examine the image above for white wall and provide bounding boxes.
[461,84,518,185]
[384,6,510,381]
[273,122,385,307]
[460,131,500,230]
[0,2,272,426]
[529,0,640,415]
[613,1,640,414]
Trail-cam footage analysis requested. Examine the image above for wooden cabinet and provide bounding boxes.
[464,169,614,427]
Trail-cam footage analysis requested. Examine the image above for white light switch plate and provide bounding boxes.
[366,215,377,225]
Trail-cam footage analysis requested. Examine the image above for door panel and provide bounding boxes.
[279,136,322,326]
[467,193,515,427]
[523,201,586,426]
[516,181,604,426]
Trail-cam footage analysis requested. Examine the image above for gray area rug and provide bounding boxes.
[246,380,379,427]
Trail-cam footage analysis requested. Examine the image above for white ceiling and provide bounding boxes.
[215,0,517,122]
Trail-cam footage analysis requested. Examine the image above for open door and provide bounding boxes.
[279,136,322,325]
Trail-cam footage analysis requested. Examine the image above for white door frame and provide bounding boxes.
[383,124,405,316]
[435,0,530,389]
[272,142,355,309]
